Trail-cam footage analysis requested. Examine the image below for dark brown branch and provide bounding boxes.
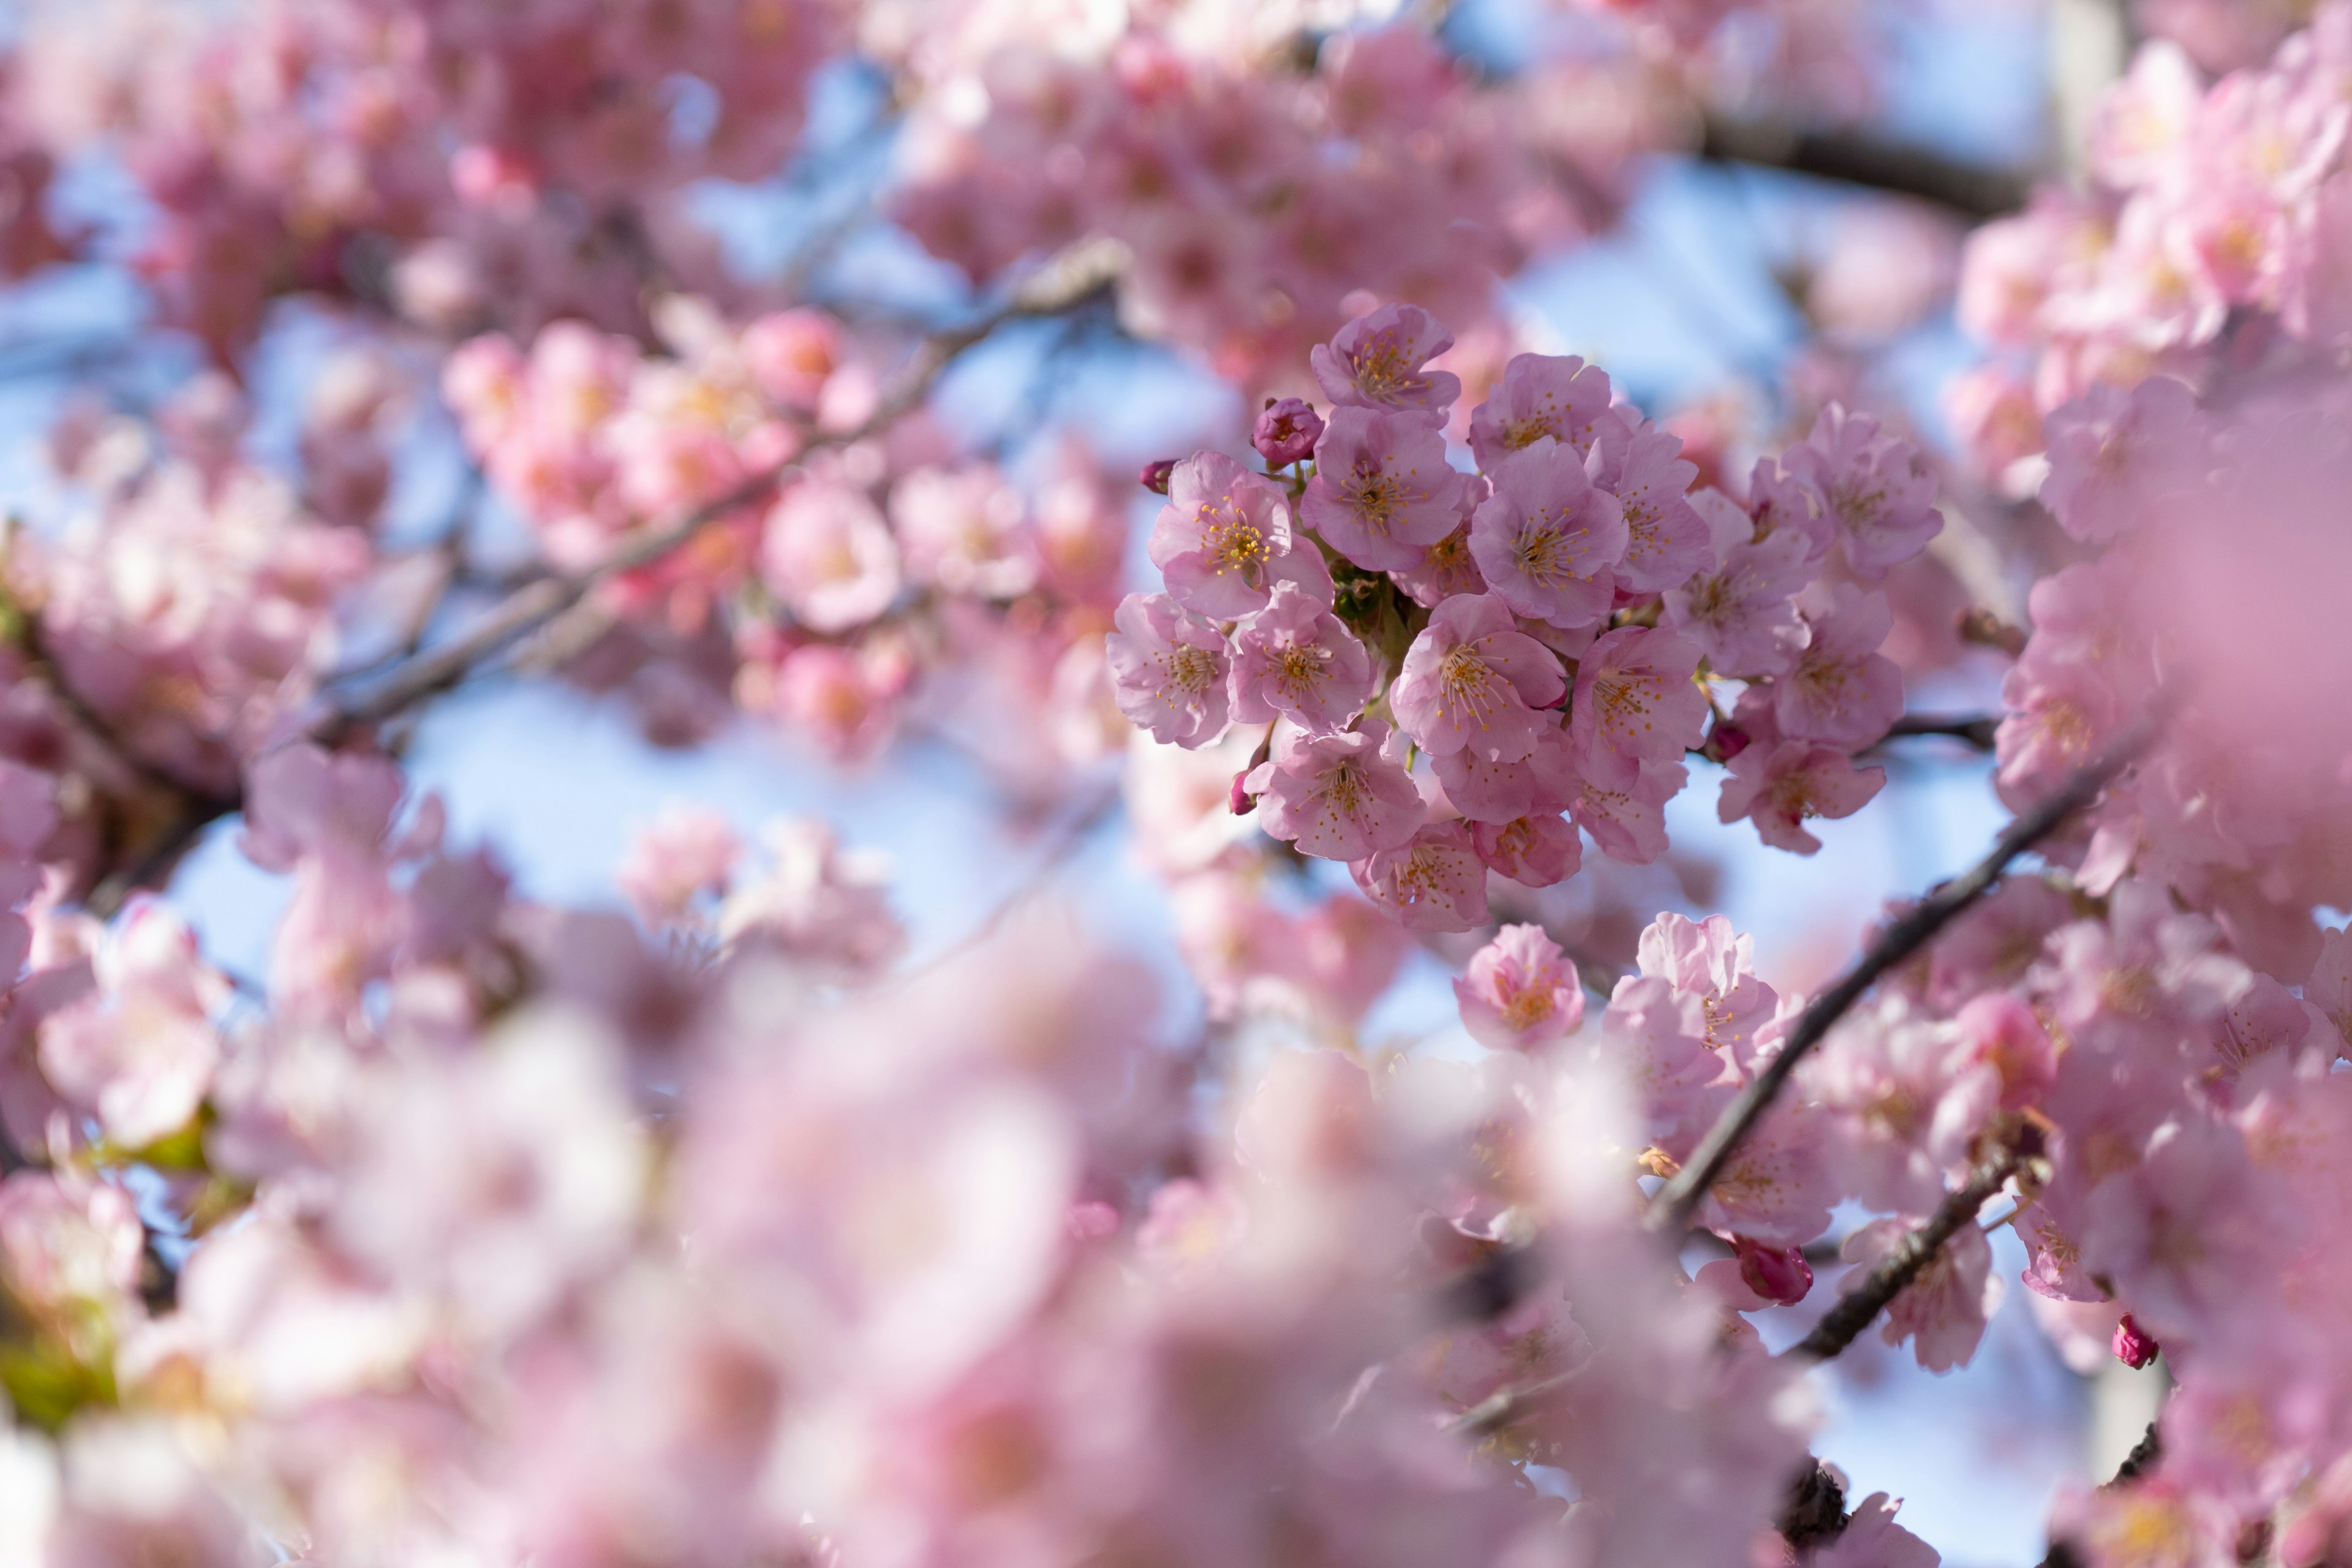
[2037,1422,2162,1568]
[1879,712,2000,751]
[1787,1138,2029,1362]
[1698,114,2030,220]
[1646,702,2168,1238]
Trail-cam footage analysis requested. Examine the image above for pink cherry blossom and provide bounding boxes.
[1253,397,1325,467]
[1391,592,1566,762]
[1227,581,1376,734]
[1309,303,1461,413]
[2038,375,2209,545]
[1466,352,1613,470]
[1147,451,1302,617]
[1777,585,1905,748]
[1466,439,1625,628]
[760,479,903,633]
[1838,1215,2002,1372]
[1662,488,1811,679]
[1351,821,1490,933]
[1593,420,1712,593]
[1717,740,1887,854]
[1570,757,1686,865]
[1468,813,1581,887]
[1781,405,1940,580]
[1454,924,1586,1051]
[36,902,227,1150]
[617,805,742,929]
[1300,406,1472,573]
[1107,592,1233,749]
[1569,625,1708,787]
[1246,718,1426,861]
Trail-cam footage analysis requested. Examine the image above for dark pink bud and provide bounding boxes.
[2113,1313,2160,1370]
[1253,397,1325,468]
[1139,458,1178,495]
[1229,769,1254,815]
[1734,1236,1813,1305]
[1705,722,1751,764]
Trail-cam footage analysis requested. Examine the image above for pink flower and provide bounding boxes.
[760,480,902,633]
[2113,1313,2161,1369]
[1252,398,1324,467]
[1390,593,1566,761]
[1781,405,1939,580]
[1813,1493,1939,1568]
[1661,488,1811,679]
[1954,992,2059,1110]
[1691,1106,1836,1248]
[1466,439,1624,628]
[765,643,898,763]
[1309,303,1461,412]
[1569,625,1708,788]
[1717,740,1886,854]
[617,805,742,928]
[1227,581,1375,734]
[1431,724,1571,824]
[1570,757,1686,865]
[1635,913,1781,1075]
[740,307,842,412]
[718,818,906,977]
[37,902,227,1150]
[2038,375,2208,545]
[1592,420,1711,594]
[1454,924,1585,1051]
[1246,718,1425,861]
[1732,1237,1812,1305]
[1746,456,1834,557]
[1469,813,1581,887]
[1147,452,1302,617]
[1351,821,1489,932]
[1107,592,1232,748]
[1391,522,1488,606]
[1838,1214,2002,1372]
[1597,973,1728,1145]
[1300,406,1471,573]
[1466,352,1613,470]
[890,464,1039,600]
[1777,585,1904,748]
[0,1172,143,1322]
[1803,1000,2001,1213]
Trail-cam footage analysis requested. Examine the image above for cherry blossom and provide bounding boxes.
[1455,924,1586,1051]
[1391,593,1567,762]
[1302,406,1473,573]
[1227,581,1376,734]
[1148,452,1303,618]
[1309,303,1463,413]
[1246,719,1426,861]
[1108,592,1233,748]
[1467,439,1626,628]
[1569,625,1708,786]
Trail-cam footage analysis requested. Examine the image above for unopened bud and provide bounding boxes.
[1139,458,1178,495]
[2113,1313,2160,1370]
[1252,397,1325,468]
[1703,722,1751,764]
[1229,769,1255,815]
[1734,1236,1814,1306]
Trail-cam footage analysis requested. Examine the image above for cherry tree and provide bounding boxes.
[0,1,2343,1565]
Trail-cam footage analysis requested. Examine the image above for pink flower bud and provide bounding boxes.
[1229,769,1254,815]
[1253,398,1325,467]
[1734,1235,1814,1305]
[1705,722,1751,763]
[1139,458,1178,495]
[1066,1200,1121,1242]
[2113,1313,2161,1370]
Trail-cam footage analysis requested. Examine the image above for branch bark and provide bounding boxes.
[1787,1136,2030,1363]
[1646,702,2167,1238]
[1698,114,2031,220]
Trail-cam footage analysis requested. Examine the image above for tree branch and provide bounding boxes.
[1646,702,2167,1238]
[1698,114,2030,220]
[1878,712,2000,751]
[1787,1136,2030,1362]
[307,241,1126,749]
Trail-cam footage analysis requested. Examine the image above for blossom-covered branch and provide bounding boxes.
[1648,703,2166,1238]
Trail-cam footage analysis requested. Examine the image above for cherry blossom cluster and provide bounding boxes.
[1954,3,2352,461]
[11,0,843,355]
[0,734,1969,1566]
[1108,303,1940,932]
[443,305,1133,764]
[891,24,1665,383]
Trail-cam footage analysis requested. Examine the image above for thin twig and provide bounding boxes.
[308,242,1126,748]
[1646,702,2167,1237]
[1447,1367,1581,1438]
[1787,1139,2027,1362]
